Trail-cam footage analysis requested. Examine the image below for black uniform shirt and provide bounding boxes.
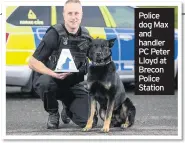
[33,24,81,62]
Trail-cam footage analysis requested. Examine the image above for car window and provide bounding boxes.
[6,6,51,26]
[56,6,106,27]
[56,6,64,24]
[107,6,134,28]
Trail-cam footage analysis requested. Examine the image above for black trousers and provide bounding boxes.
[33,74,91,128]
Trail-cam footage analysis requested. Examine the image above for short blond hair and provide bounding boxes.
[65,0,81,5]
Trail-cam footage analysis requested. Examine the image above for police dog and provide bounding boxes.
[82,38,136,133]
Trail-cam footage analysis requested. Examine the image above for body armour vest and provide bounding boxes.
[47,24,91,74]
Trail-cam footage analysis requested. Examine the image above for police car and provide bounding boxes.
[6,6,178,92]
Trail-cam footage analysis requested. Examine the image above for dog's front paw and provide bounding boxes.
[101,126,110,133]
[82,125,92,132]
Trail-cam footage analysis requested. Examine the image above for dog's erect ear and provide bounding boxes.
[108,38,117,48]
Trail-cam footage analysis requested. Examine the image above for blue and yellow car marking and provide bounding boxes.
[114,28,134,61]
[32,26,48,48]
[6,5,178,71]
[6,24,35,65]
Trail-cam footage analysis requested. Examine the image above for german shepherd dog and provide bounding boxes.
[82,38,136,133]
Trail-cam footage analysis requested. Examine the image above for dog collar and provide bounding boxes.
[91,53,112,66]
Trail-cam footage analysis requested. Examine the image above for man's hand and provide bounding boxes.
[51,72,72,80]
[29,56,72,80]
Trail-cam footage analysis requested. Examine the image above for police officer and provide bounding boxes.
[28,0,98,129]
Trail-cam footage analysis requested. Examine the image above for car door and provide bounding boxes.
[6,6,51,66]
[6,6,52,86]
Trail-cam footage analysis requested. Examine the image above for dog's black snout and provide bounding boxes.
[96,52,101,56]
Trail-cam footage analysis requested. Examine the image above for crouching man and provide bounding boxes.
[28,0,98,129]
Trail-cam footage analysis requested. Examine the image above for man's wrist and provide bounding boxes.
[46,69,55,77]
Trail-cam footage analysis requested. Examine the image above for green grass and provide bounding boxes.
[138,6,178,28]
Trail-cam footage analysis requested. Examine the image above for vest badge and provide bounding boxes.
[62,37,68,45]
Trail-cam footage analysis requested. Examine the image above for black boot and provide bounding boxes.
[61,103,71,124]
[47,111,60,129]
